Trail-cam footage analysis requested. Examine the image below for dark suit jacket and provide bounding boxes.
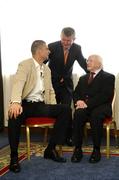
[73,70,115,116]
[47,41,87,93]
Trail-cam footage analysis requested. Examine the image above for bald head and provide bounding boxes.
[87,55,103,72]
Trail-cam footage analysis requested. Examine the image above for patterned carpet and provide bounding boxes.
[0,142,119,177]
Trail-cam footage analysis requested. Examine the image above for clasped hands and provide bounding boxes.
[75,100,87,109]
[8,103,23,119]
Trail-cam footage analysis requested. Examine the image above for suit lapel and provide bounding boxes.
[93,70,103,82]
[88,70,103,85]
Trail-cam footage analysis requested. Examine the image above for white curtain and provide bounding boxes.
[114,73,119,129]
[3,75,14,126]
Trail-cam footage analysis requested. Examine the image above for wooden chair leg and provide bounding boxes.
[58,145,63,156]
[26,126,31,160]
[84,124,88,145]
[106,124,110,159]
[113,121,118,146]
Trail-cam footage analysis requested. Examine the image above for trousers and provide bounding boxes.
[8,101,72,158]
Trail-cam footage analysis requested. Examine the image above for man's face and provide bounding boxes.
[87,56,100,72]
[38,44,50,60]
[61,34,75,50]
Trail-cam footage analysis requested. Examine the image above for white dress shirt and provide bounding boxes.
[26,58,45,102]
[93,68,102,78]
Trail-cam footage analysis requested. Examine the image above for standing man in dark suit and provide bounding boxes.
[47,27,88,145]
[71,55,115,163]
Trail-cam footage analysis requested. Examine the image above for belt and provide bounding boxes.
[23,99,45,103]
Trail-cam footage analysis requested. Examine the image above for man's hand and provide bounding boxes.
[8,102,23,119]
[75,100,87,109]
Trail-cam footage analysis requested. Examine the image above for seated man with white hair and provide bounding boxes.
[71,55,115,163]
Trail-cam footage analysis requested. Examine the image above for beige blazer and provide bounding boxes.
[10,58,56,104]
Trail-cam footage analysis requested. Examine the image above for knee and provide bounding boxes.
[90,113,103,127]
[8,118,15,126]
[8,116,22,128]
[62,104,72,114]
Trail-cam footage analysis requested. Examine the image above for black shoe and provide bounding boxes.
[71,148,83,163]
[66,138,73,146]
[9,160,21,173]
[89,149,101,163]
[44,148,66,163]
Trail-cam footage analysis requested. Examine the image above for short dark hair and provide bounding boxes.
[61,27,75,37]
[31,40,46,55]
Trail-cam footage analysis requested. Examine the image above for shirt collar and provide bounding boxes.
[93,68,102,76]
[32,58,44,70]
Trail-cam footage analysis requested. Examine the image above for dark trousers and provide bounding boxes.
[8,101,72,158]
[54,82,73,139]
[55,89,73,139]
[72,106,110,149]
[55,88,72,106]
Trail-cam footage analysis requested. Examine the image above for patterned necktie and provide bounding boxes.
[64,49,69,64]
[88,72,95,84]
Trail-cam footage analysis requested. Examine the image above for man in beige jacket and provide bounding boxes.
[8,40,72,173]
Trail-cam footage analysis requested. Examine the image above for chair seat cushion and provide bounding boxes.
[103,117,112,124]
[25,117,56,125]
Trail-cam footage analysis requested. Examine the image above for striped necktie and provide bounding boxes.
[64,49,69,64]
[88,72,95,84]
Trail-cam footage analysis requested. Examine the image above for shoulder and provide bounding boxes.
[78,73,88,82]
[71,43,81,50]
[43,64,51,73]
[19,58,33,66]
[99,70,115,85]
[101,70,115,79]
[48,41,61,48]
[17,58,34,72]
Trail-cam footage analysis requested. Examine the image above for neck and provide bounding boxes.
[33,55,43,65]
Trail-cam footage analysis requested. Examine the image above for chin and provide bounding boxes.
[63,46,69,50]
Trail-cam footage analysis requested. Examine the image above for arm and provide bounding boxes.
[9,61,28,118]
[49,68,56,104]
[44,66,56,104]
[73,77,87,109]
[76,46,88,73]
[47,42,62,80]
[10,62,28,103]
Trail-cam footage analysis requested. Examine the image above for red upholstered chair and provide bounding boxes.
[25,117,62,160]
[84,93,118,158]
